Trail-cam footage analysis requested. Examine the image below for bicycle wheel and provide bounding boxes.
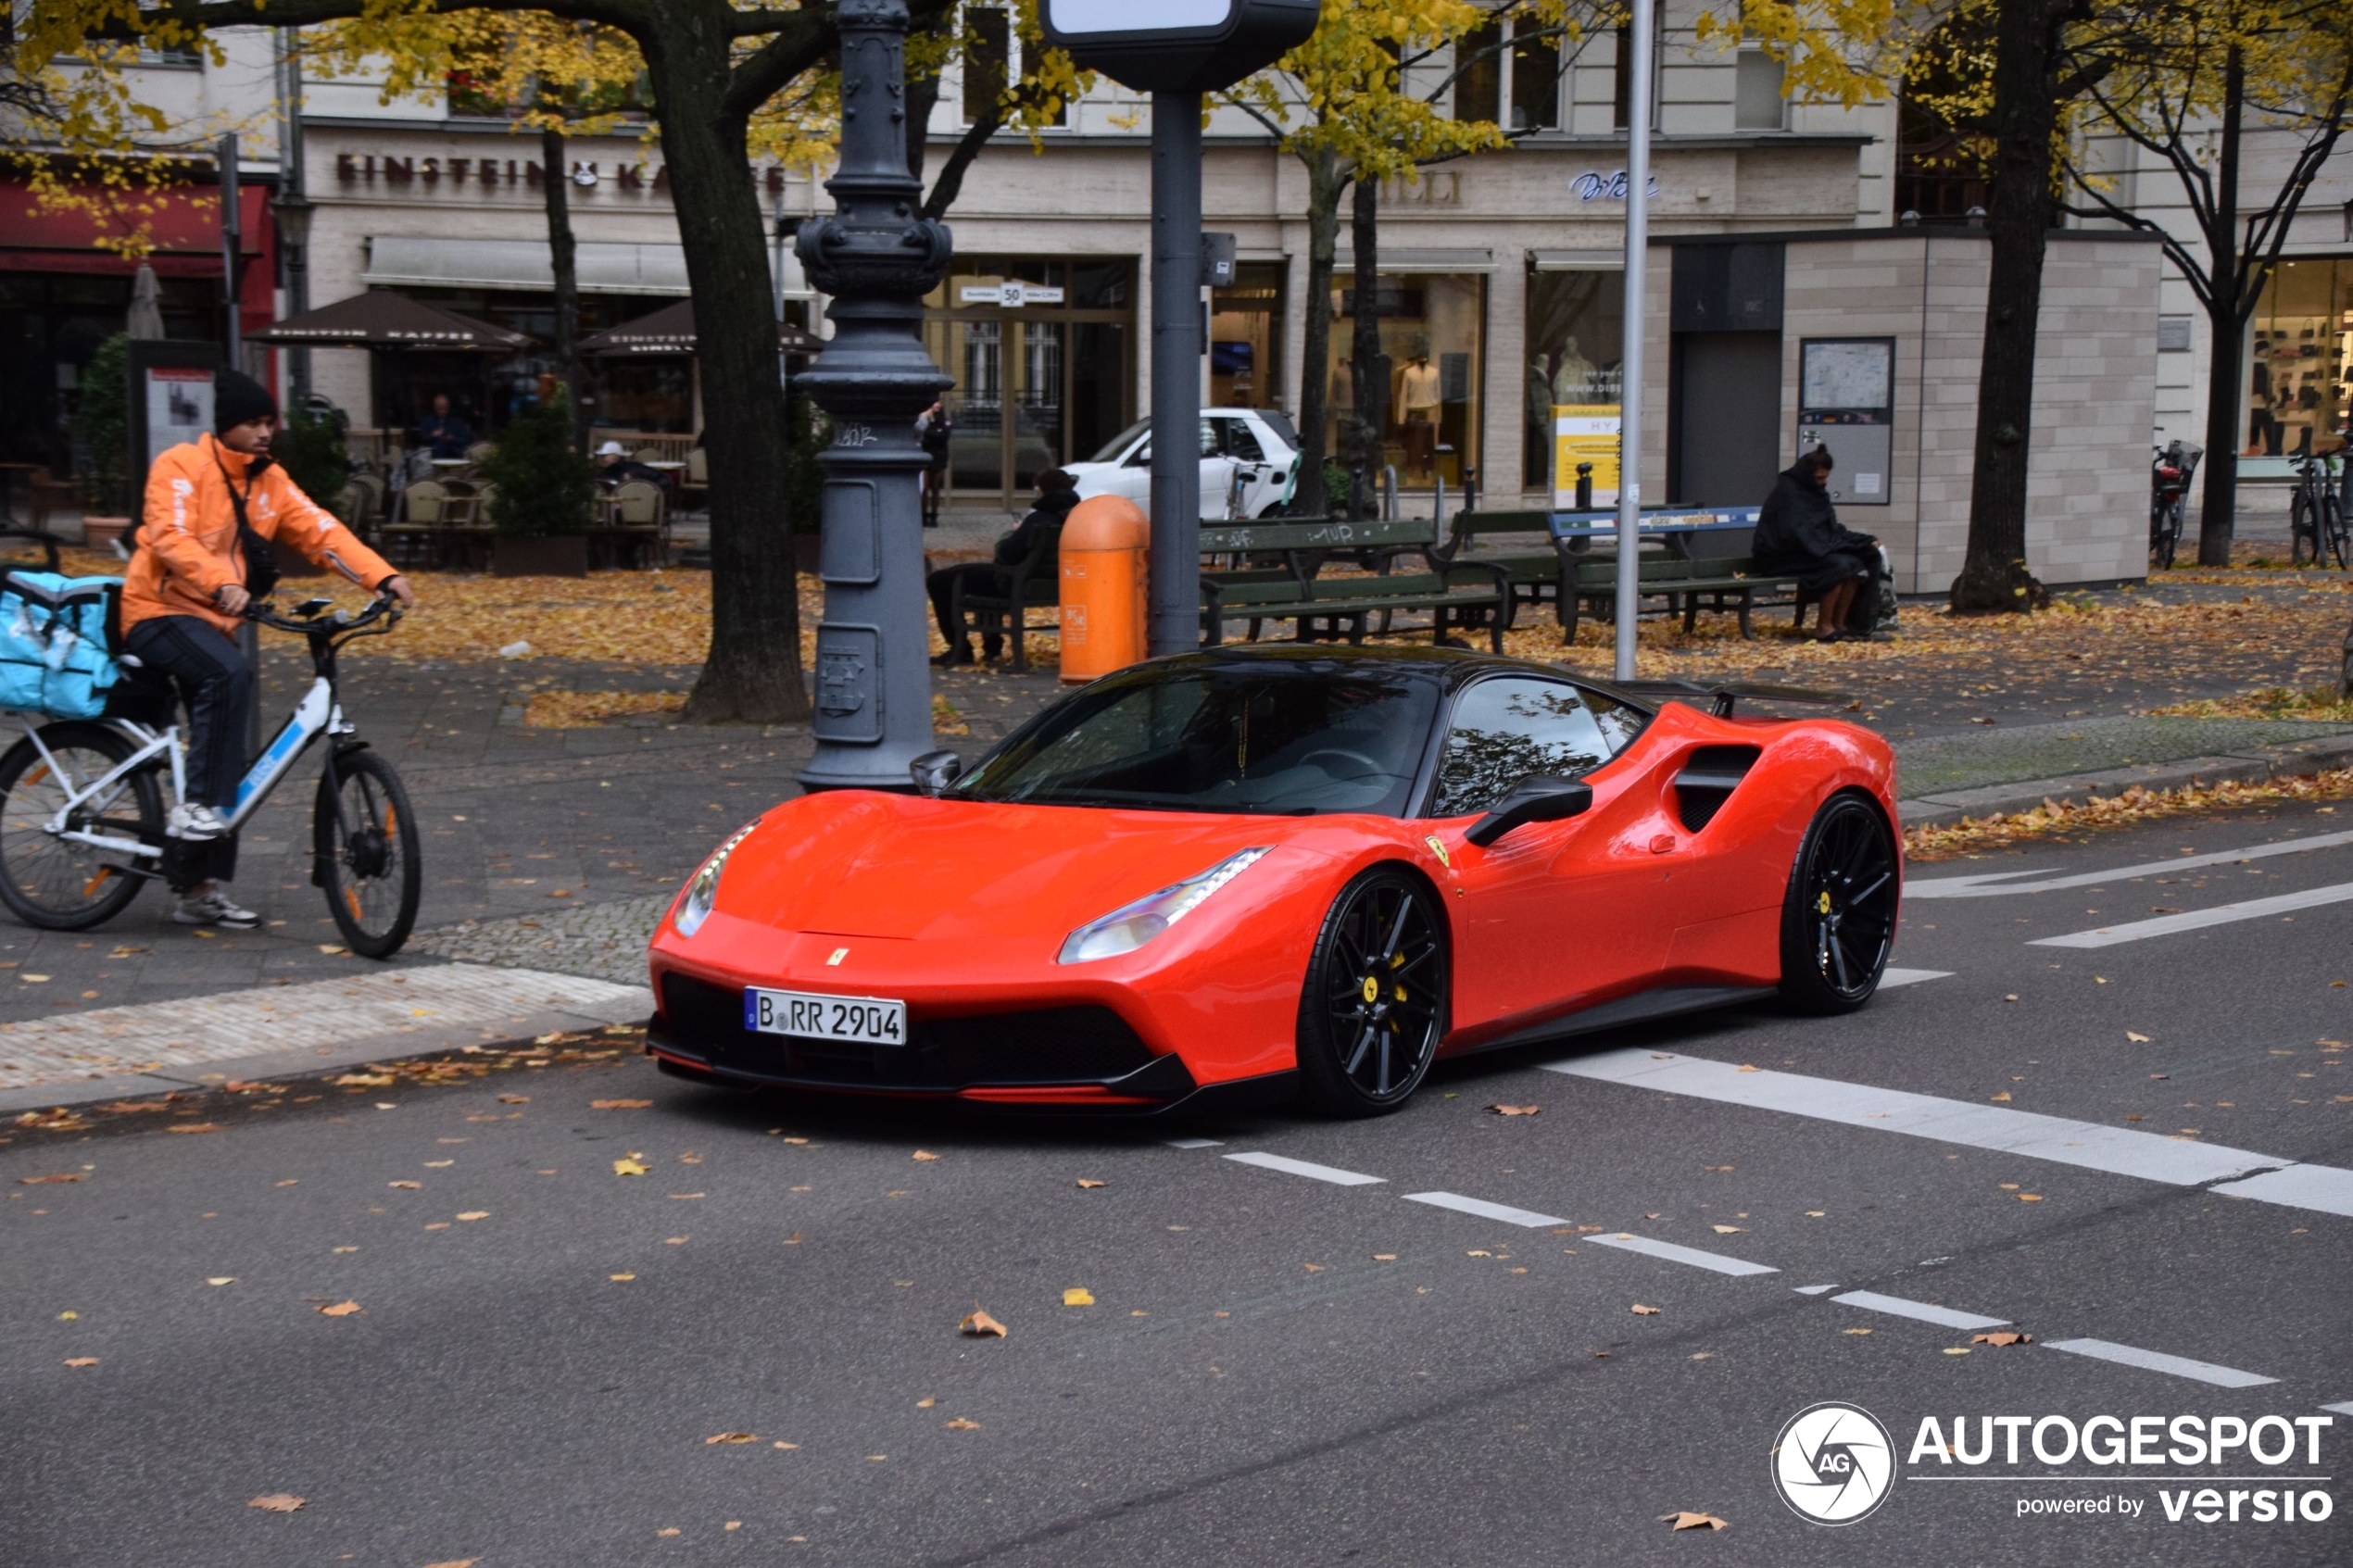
[313,746,421,959]
[0,722,160,931]
[2325,493,2350,571]
[2291,489,2320,567]
[2153,498,2180,569]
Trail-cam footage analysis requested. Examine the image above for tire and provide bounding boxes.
[313,746,421,959]
[1778,791,1899,1015]
[0,722,160,932]
[2153,499,2180,570]
[2291,490,2319,567]
[2325,495,2350,571]
[1294,866,1448,1117]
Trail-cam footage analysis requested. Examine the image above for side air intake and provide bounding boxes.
[1672,746,1761,833]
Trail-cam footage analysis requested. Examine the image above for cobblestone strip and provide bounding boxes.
[410,894,673,987]
[0,965,648,1091]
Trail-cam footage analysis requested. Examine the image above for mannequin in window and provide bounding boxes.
[1395,354,1441,474]
[1550,335,1597,405]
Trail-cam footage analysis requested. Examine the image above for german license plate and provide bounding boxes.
[743,986,906,1047]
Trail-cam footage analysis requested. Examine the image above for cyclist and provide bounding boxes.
[126,369,418,930]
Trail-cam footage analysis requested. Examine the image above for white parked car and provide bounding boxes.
[1062,408,1302,521]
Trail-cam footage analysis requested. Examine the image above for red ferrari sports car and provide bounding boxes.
[644,646,1900,1116]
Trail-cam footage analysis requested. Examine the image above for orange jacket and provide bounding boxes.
[126,433,398,639]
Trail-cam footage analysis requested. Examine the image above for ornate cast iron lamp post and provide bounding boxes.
[793,0,954,793]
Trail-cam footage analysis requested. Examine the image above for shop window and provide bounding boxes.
[963,6,1010,123]
[1510,18,1559,132]
[1524,270,1626,490]
[1325,272,1485,492]
[1454,22,1502,125]
[1735,49,1787,131]
[1211,261,1284,410]
[2246,257,2353,458]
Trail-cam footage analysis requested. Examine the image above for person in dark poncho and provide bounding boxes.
[1755,446,1881,642]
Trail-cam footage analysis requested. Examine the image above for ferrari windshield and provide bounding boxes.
[952,666,1439,815]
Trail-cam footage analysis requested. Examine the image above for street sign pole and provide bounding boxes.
[1614,0,1654,684]
[218,133,242,370]
[1148,91,1204,657]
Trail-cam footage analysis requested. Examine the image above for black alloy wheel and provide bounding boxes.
[1779,791,1898,1014]
[313,747,422,959]
[1294,866,1448,1116]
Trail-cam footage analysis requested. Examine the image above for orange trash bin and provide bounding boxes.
[1058,495,1150,684]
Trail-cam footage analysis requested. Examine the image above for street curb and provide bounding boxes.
[1897,733,2353,830]
[0,982,654,1116]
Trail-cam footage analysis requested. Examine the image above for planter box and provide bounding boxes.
[80,517,133,554]
[492,533,590,578]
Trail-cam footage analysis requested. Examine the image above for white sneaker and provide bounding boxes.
[172,889,260,930]
[166,803,230,841]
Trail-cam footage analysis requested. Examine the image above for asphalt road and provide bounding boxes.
[5,800,2349,1567]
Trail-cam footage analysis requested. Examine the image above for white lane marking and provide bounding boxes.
[2043,1337,2277,1389]
[2209,1163,2353,1219]
[1878,967,1953,989]
[1793,1284,1841,1296]
[1163,1136,1224,1149]
[1222,1151,1386,1186]
[1832,1290,2008,1331]
[2029,881,2353,947]
[1906,829,2353,899]
[2322,1401,2353,1417]
[1586,1233,1779,1277]
[1543,1049,2296,1189]
[1403,1191,1567,1228]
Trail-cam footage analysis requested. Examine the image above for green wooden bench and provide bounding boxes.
[1561,554,1806,642]
[1198,517,1508,652]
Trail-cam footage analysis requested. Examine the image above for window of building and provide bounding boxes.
[1510,18,1559,132]
[2247,257,2353,459]
[963,6,1010,124]
[1734,48,1786,131]
[1432,678,1633,818]
[1523,268,1625,490]
[1611,16,1659,131]
[1211,261,1284,410]
[1326,271,1485,492]
[1454,21,1502,125]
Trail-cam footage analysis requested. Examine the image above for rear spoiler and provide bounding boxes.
[1613,679,1856,719]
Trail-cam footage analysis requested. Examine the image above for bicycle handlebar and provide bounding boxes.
[243,592,403,638]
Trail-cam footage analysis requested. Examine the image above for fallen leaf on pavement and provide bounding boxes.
[422,1560,477,1568]
[912,1149,941,1161]
[1373,1253,1397,1261]
[456,1211,490,1223]
[1631,1303,1662,1315]
[318,1300,363,1317]
[2018,1193,2044,1202]
[960,1310,1008,1337]
[387,1181,421,1190]
[2127,1032,2151,1042]
[1076,1179,1107,1188]
[63,1357,99,1367]
[164,1123,224,1135]
[1063,1287,1095,1306]
[248,1494,305,1512]
[316,944,346,955]
[497,1095,529,1104]
[705,1433,757,1445]
[1710,1224,1744,1235]
[669,1193,705,1200]
[657,1528,680,1538]
[334,1073,393,1086]
[773,1441,799,1449]
[609,1273,635,1282]
[19,1173,82,1185]
[1943,1347,1972,1355]
[1658,1512,1727,1531]
[946,1418,981,1430]
[1487,1104,1541,1115]
[916,1397,937,1408]
[206,1276,234,1286]
[592,1099,651,1110]
[1972,1331,2033,1347]
[612,1156,649,1176]
[424,1160,454,1169]
[1990,1091,2012,1102]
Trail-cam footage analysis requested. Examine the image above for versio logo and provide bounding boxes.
[1774,1402,1898,1524]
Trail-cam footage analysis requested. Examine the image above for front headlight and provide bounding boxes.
[672,822,760,937]
[1057,847,1272,965]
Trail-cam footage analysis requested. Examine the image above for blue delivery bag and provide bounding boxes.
[0,571,126,721]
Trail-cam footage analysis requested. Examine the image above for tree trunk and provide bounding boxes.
[539,126,586,452]
[1346,172,1384,521]
[1293,149,1342,518]
[2195,44,2246,567]
[1951,0,2067,614]
[642,21,810,724]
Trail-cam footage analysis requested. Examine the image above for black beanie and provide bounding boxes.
[213,369,279,433]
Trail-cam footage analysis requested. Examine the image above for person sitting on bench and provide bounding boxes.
[927,469,1081,667]
[1755,446,1881,643]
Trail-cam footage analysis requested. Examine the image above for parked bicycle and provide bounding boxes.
[2288,445,2349,571]
[2148,439,2201,570]
[0,593,421,956]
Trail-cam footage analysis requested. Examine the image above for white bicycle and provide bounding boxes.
[0,593,421,956]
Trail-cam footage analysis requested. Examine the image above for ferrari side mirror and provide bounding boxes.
[910,750,963,797]
[1464,777,1593,848]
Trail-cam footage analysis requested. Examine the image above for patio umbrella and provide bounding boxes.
[126,263,166,339]
[577,298,822,357]
[246,290,532,350]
